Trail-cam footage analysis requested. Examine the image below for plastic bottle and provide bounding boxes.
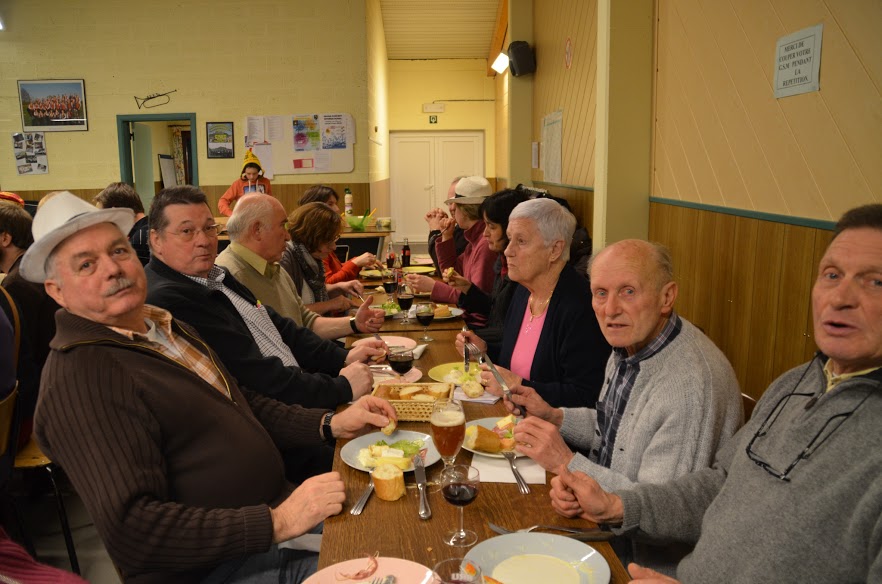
[344,188,353,216]
[386,241,396,269]
[401,238,411,268]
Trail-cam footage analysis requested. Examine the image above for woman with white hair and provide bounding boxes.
[457,198,610,408]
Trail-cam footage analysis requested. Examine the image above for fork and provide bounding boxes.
[516,524,593,534]
[501,450,530,494]
[465,341,526,415]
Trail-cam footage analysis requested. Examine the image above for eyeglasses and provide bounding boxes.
[165,224,221,241]
[745,385,872,482]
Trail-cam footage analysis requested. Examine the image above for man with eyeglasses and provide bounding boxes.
[145,186,384,413]
[216,194,385,339]
[549,204,882,583]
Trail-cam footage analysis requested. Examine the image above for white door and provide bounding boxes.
[390,131,484,243]
[131,123,154,204]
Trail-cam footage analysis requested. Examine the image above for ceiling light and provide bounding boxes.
[491,52,509,74]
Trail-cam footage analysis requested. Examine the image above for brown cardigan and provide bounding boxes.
[35,309,329,583]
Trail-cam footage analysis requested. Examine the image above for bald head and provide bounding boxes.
[226,194,290,263]
[589,239,678,355]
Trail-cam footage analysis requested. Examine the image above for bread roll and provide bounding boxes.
[381,418,397,436]
[464,425,502,454]
[462,380,484,398]
[398,386,423,400]
[372,463,405,501]
[411,393,435,402]
[426,384,451,399]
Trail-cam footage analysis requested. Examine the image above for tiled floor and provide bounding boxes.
[16,491,119,583]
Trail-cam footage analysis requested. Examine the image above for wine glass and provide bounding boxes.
[440,465,480,547]
[397,283,414,324]
[382,277,396,295]
[415,302,435,342]
[430,400,465,468]
[432,558,483,583]
[388,349,414,377]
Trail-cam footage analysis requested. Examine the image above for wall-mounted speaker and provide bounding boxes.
[507,41,536,77]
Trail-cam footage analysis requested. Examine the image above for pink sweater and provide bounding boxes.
[431,220,498,326]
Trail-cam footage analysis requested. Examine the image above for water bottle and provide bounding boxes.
[344,188,353,216]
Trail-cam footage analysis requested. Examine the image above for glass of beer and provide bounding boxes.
[430,399,466,469]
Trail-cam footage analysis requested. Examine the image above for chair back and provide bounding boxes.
[741,393,757,422]
[0,384,19,488]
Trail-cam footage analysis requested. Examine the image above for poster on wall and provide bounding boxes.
[18,79,88,132]
[13,132,48,175]
[774,24,823,99]
[541,110,562,184]
[206,122,234,159]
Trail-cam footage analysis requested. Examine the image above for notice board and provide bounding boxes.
[243,113,355,176]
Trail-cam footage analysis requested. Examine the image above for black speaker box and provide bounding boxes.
[508,41,536,77]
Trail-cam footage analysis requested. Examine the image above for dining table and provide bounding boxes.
[320,329,632,582]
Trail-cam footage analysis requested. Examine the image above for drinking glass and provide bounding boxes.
[382,277,396,295]
[430,400,465,468]
[415,302,435,342]
[432,558,483,583]
[388,349,414,376]
[440,465,480,547]
[397,283,414,324]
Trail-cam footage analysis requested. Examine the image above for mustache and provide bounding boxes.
[104,277,136,297]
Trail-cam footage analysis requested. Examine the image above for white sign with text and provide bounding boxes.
[774,24,823,99]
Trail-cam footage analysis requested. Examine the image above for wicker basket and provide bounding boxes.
[371,382,454,421]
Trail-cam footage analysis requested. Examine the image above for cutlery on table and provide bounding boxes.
[501,450,530,495]
[487,521,614,541]
[413,454,431,520]
[350,477,374,515]
[464,341,527,417]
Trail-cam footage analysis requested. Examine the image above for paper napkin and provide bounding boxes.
[470,455,546,484]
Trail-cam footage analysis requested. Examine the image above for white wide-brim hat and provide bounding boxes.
[20,191,135,283]
[444,176,493,205]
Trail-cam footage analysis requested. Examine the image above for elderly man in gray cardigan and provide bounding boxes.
[508,239,743,575]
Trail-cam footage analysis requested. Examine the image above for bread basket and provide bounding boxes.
[371,382,454,421]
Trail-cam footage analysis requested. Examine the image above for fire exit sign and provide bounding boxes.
[429,115,438,124]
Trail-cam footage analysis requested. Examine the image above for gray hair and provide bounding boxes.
[509,198,577,262]
[587,240,674,289]
[226,195,277,242]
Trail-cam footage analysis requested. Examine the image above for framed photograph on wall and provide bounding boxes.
[18,79,88,132]
[207,122,235,159]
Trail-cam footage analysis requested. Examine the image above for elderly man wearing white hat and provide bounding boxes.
[21,192,396,583]
[406,175,498,327]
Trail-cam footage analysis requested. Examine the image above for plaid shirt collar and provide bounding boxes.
[612,311,683,365]
[185,265,227,289]
[107,304,175,341]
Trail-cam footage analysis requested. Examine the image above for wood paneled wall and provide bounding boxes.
[649,202,833,398]
[535,183,594,235]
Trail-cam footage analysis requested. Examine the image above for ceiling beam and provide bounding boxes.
[486,0,509,76]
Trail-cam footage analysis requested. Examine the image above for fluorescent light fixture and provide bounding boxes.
[0,18,5,30]
[491,51,509,74]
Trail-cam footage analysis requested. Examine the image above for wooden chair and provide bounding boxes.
[741,393,757,422]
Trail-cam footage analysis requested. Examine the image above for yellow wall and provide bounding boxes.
[0,0,369,192]
[366,0,391,214]
[387,59,496,177]
[653,0,882,220]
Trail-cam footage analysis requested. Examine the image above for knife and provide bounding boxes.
[413,454,431,520]
[350,477,374,515]
[482,352,527,417]
[487,522,614,541]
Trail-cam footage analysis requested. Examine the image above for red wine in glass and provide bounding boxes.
[416,311,434,327]
[382,280,396,294]
[398,294,414,312]
[442,482,478,506]
[388,352,413,374]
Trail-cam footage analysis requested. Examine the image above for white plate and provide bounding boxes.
[462,418,525,459]
[340,430,441,473]
[378,335,418,351]
[303,556,432,584]
[465,533,610,584]
[434,307,464,320]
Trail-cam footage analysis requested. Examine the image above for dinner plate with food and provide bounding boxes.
[431,304,463,320]
[401,265,435,275]
[465,533,610,584]
[340,430,441,472]
[359,268,392,279]
[462,416,524,458]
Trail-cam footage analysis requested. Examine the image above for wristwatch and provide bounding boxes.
[349,316,359,333]
[321,412,335,443]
